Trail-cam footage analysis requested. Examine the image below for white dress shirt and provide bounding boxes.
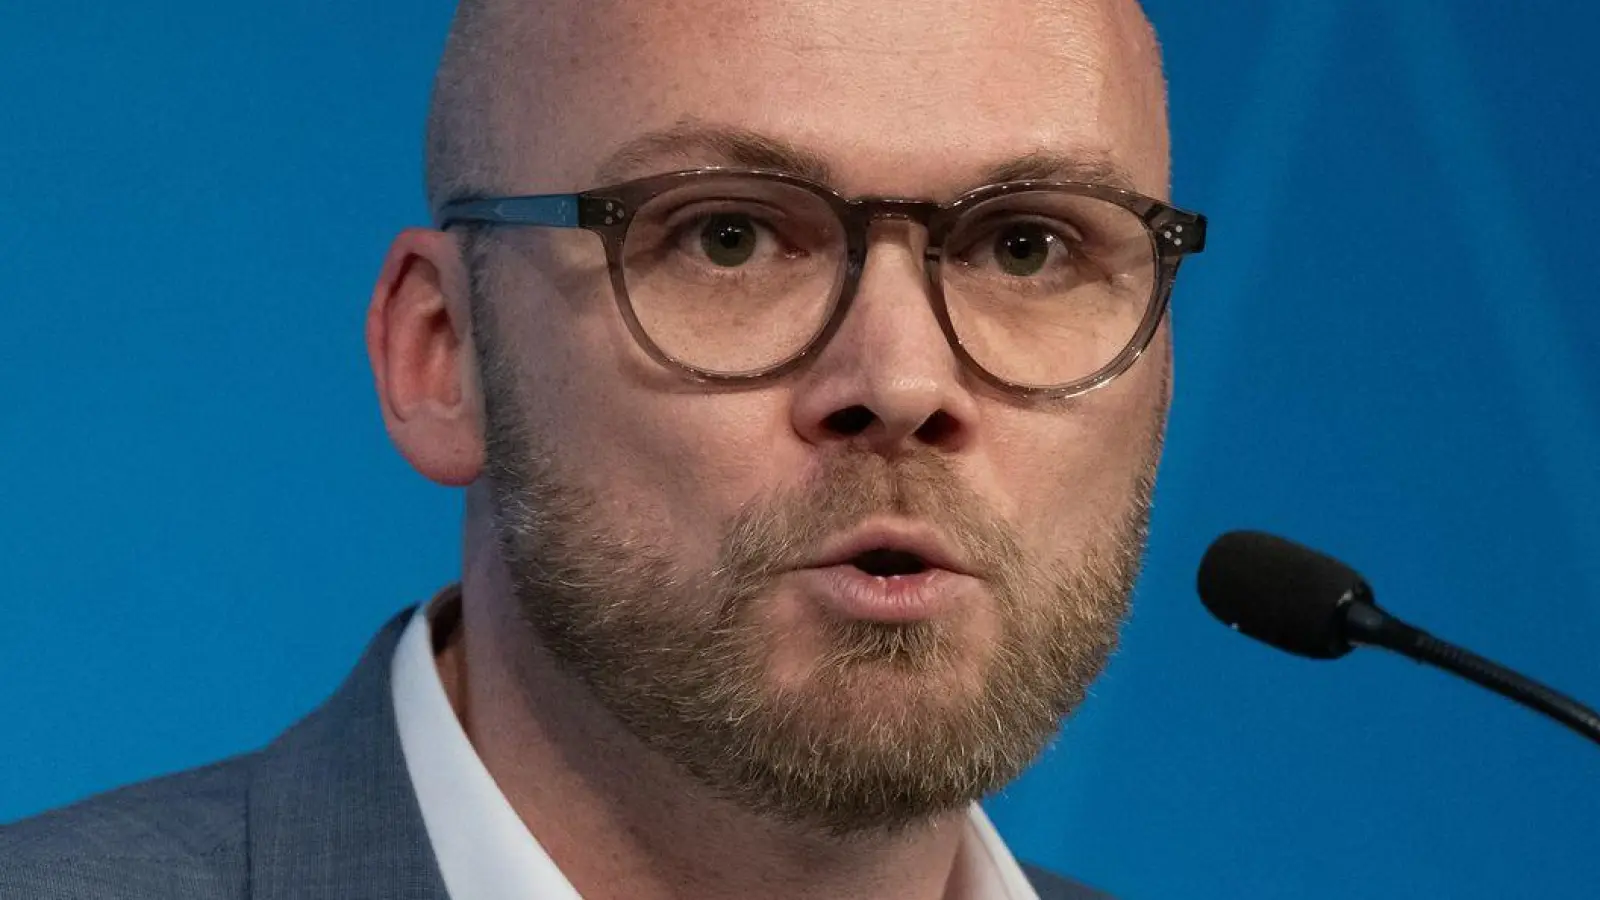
[392,598,1041,900]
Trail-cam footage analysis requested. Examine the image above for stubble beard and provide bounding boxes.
[471,286,1158,838]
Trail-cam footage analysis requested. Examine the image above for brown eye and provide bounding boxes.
[699,214,760,267]
[992,223,1055,276]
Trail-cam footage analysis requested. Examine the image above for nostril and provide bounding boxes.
[823,405,876,437]
[914,410,958,446]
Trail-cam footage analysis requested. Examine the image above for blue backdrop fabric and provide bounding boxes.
[2,2,1596,897]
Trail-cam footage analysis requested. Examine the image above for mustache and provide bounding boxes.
[716,449,1022,585]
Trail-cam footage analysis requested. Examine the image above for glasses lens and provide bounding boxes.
[940,191,1157,388]
[620,176,847,376]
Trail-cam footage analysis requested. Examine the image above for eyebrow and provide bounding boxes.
[594,121,834,185]
[591,120,1140,195]
[977,151,1139,193]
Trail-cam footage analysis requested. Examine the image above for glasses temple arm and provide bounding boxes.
[434,194,584,230]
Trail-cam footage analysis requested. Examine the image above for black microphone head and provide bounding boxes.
[1197,531,1374,660]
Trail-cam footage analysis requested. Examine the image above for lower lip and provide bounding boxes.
[795,566,968,623]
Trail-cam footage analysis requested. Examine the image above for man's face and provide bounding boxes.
[468,0,1170,833]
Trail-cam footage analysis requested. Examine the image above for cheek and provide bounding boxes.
[544,376,793,561]
[613,397,798,574]
[627,397,788,509]
[498,241,800,563]
[989,358,1167,558]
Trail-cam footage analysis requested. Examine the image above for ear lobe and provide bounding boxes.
[367,227,484,486]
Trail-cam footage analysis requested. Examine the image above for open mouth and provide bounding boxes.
[849,548,931,577]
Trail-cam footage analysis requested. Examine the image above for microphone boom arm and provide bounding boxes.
[1343,600,1600,748]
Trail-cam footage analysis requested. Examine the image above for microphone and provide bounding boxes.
[1197,530,1600,748]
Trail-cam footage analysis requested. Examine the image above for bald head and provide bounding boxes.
[424,0,1168,213]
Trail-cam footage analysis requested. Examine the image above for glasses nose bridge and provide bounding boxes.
[843,197,946,262]
[829,196,956,367]
[851,196,940,220]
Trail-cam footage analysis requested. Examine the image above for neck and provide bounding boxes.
[442,528,971,900]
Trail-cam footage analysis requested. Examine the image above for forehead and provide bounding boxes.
[487,0,1165,197]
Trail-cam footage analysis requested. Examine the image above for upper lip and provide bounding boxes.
[801,521,973,576]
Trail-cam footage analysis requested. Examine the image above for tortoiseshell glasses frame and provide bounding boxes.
[437,167,1206,399]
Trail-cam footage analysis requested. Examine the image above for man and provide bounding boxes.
[1,0,1204,896]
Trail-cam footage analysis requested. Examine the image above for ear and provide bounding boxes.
[367,227,484,486]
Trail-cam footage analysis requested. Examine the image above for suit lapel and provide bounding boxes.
[246,609,449,900]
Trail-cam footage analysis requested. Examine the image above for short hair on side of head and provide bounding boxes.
[1121,0,1171,187]
[425,0,531,216]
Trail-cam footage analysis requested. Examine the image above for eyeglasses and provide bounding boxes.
[437,168,1205,398]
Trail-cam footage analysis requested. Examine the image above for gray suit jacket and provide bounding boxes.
[0,609,1109,899]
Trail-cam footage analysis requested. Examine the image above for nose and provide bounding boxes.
[789,223,979,456]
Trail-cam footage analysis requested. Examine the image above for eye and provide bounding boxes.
[698,214,761,267]
[991,223,1060,277]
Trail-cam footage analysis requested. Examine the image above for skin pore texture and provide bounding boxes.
[365,1,1172,899]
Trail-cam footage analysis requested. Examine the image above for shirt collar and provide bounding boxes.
[391,591,1039,900]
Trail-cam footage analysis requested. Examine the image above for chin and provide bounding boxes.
[759,604,997,710]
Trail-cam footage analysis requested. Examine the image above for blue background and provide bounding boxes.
[3,2,1596,897]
